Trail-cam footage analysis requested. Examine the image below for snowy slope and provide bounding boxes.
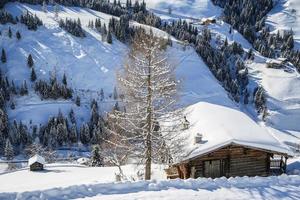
[182,18,300,149]
[2,3,128,125]
[266,0,300,48]
[122,0,222,20]
[186,18,300,149]
[247,56,300,135]
[2,2,236,127]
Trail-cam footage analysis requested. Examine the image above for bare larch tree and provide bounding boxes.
[105,29,182,180]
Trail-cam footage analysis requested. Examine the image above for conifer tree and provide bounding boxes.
[31,67,37,82]
[62,73,67,85]
[113,86,118,100]
[4,139,14,160]
[107,31,112,44]
[91,145,103,167]
[8,27,12,38]
[1,48,6,63]
[10,101,15,110]
[100,88,104,101]
[69,109,76,124]
[69,124,78,144]
[75,96,81,106]
[16,31,21,40]
[11,80,17,95]
[20,80,28,96]
[27,54,34,68]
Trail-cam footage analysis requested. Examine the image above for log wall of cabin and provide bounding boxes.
[186,145,270,178]
[30,162,44,171]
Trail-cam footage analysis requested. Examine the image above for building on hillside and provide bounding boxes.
[266,57,287,69]
[28,155,46,171]
[165,102,292,179]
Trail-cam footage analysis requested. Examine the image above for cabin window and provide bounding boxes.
[203,159,228,178]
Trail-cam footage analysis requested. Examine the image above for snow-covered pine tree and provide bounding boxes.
[106,30,182,180]
[107,30,112,44]
[91,145,103,166]
[62,73,67,85]
[80,123,90,144]
[254,86,267,116]
[1,48,6,63]
[75,96,81,106]
[4,138,14,160]
[100,88,104,101]
[69,108,76,124]
[31,67,37,82]
[16,31,21,40]
[113,86,118,100]
[27,54,34,68]
[8,26,12,38]
[69,123,78,144]
[20,80,28,96]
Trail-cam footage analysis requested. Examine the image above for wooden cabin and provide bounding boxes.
[266,58,287,69]
[166,144,288,179]
[28,155,46,171]
[200,18,216,25]
[165,102,292,179]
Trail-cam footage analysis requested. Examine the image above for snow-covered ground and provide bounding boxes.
[0,163,300,200]
[266,0,300,48]
[122,0,222,20]
[0,164,166,193]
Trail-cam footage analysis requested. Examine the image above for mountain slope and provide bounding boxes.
[2,2,235,127]
[266,0,300,48]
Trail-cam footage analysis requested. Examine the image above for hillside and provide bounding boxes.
[267,0,300,48]
[146,0,300,148]
[0,0,299,152]
[138,0,222,20]
[2,2,235,127]
[1,1,300,199]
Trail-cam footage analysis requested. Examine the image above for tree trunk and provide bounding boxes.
[145,58,152,180]
[145,131,152,180]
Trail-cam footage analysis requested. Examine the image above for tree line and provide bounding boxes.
[212,0,300,72]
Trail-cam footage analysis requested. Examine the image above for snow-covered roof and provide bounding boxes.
[77,157,90,165]
[28,155,46,166]
[173,102,292,163]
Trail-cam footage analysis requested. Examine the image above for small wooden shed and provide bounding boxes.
[28,155,46,171]
[165,102,292,179]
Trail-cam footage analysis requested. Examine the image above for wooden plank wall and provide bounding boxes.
[187,145,269,178]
